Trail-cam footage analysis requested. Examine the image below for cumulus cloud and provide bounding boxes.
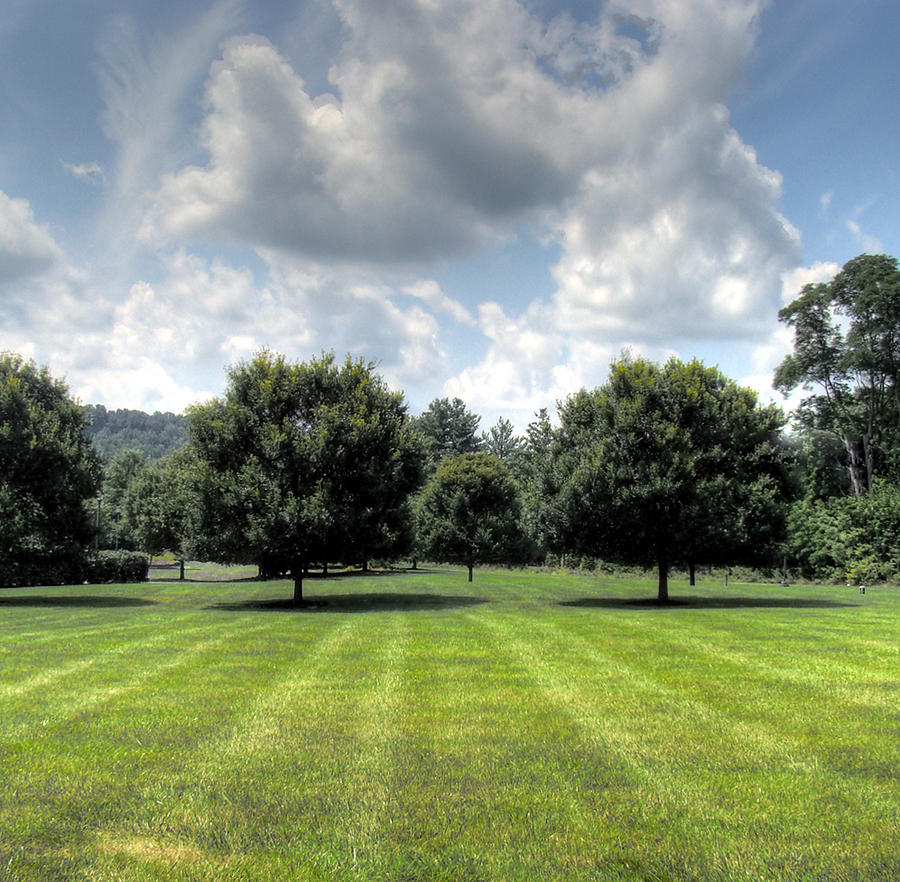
[9,0,810,423]
[142,0,682,260]
[136,0,801,423]
[0,190,63,284]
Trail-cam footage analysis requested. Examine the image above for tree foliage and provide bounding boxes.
[416,452,523,581]
[84,405,187,462]
[558,356,790,601]
[124,446,198,559]
[187,351,424,601]
[775,253,900,494]
[0,353,100,581]
[414,397,483,469]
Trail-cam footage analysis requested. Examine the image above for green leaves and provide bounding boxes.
[0,353,100,576]
[416,452,524,576]
[186,351,424,575]
[776,253,900,494]
[558,356,790,597]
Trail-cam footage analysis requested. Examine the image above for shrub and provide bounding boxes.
[83,550,149,584]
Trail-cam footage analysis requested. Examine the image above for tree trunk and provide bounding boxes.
[293,563,303,604]
[322,562,328,576]
[863,433,874,492]
[657,559,669,603]
[844,436,866,497]
[467,562,473,582]
[362,560,368,572]
[179,559,185,581]
[689,562,695,586]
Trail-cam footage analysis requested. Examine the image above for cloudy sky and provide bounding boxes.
[2,0,898,428]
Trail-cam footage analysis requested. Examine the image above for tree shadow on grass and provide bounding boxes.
[562,595,859,611]
[208,592,488,614]
[0,594,157,608]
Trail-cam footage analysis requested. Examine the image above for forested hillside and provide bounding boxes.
[84,405,187,461]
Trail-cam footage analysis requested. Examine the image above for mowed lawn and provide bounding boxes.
[0,568,897,881]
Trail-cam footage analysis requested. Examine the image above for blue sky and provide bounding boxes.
[1,0,898,429]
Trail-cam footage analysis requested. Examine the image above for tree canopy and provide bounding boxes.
[558,356,790,601]
[0,353,100,583]
[187,351,424,601]
[775,253,900,494]
[416,452,523,581]
[414,397,483,469]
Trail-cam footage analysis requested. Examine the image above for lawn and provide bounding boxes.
[0,567,897,881]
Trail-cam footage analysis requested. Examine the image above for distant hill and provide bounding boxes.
[84,405,188,462]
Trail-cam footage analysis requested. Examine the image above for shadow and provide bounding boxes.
[207,592,488,614]
[0,594,157,608]
[150,576,262,584]
[150,567,430,584]
[562,595,859,611]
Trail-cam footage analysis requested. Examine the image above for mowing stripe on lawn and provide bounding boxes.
[0,619,216,701]
[477,608,899,879]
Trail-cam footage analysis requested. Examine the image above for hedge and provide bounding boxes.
[0,550,149,588]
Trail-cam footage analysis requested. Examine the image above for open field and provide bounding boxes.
[0,568,897,881]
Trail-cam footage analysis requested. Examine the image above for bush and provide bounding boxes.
[0,550,149,587]
[0,555,84,588]
[83,550,149,584]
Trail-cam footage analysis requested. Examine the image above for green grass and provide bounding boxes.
[0,567,897,881]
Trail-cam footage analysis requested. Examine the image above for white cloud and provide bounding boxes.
[62,161,106,182]
[402,280,476,326]
[847,219,883,254]
[8,0,812,425]
[0,190,63,284]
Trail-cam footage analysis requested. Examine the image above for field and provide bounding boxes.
[0,567,897,881]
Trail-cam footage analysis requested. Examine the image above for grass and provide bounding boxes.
[0,567,897,881]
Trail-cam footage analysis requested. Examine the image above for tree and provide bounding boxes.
[187,351,424,602]
[124,446,198,570]
[0,353,100,582]
[518,408,564,561]
[482,417,524,467]
[100,449,148,548]
[414,397,483,469]
[416,452,523,581]
[775,253,900,495]
[558,356,790,602]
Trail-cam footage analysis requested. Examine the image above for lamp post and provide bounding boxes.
[94,491,103,550]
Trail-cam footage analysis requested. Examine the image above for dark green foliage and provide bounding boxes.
[482,417,524,468]
[98,449,148,548]
[123,446,198,558]
[788,480,900,583]
[0,555,85,588]
[416,452,524,580]
[82,550,149,584]
[188,351,425,600]
[84,405,188,462]
[558,356,790,601]
[414,397,483,470]
[0,353,100,580]
[517,408,565,560]
[776,253,900,494]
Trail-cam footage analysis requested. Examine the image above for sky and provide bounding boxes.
[2,0,898,430]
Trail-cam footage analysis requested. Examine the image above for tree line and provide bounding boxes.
[2,253,899,600]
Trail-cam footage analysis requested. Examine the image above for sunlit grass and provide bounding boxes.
[0,568,897,880]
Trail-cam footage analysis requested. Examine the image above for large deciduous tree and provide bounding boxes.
[775,253,900,495]
[0,353,100,583]
[416,452,523,581]
[558,356,790,602]
[187,351,424,602]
